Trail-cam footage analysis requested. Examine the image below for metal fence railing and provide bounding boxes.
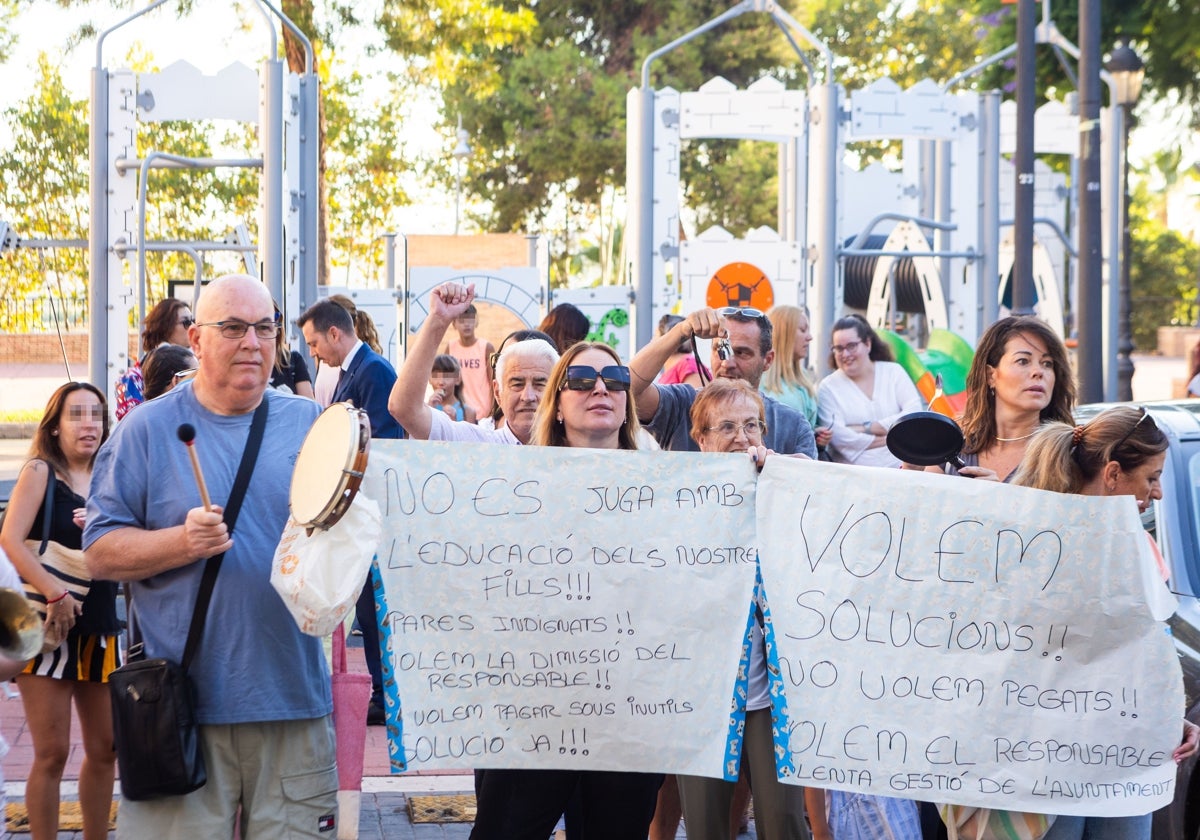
[0,294,90,333]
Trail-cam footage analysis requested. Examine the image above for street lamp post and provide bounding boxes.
[1105,38,1144,401]
[452,116,471,236]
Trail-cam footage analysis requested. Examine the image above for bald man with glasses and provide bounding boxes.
[86,275,336,838]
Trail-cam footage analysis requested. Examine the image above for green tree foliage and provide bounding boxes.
[323,65,412,285]
[966,0,1200,126]
[0,0,17,62]
[805,0,986,90]
[0,55,89,329]
[382,0,990,283]
[1128,184,1200,350]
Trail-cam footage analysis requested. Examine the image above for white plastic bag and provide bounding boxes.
[271,493,382,637]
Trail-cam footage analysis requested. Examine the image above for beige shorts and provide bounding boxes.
[116,715,338,839]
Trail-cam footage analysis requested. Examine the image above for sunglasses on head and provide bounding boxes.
[561,365,631,392]
[716,306,765,321]
[1113,406,1155,451]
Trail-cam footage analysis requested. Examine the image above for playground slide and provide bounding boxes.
[881,329,974,418]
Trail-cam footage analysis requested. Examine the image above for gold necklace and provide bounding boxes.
[994,430,1037,442]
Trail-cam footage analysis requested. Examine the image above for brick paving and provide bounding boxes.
[0,644,711,839]
[0,644,482,839]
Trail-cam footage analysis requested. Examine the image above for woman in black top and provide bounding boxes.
[269,305,315,397]
[0,382,120,839]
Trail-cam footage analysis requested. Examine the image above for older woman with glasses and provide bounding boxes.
[659,378,817,840]
[817,314,922,467]
[468,341,661,840]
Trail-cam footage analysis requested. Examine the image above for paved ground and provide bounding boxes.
[0,641,705,838]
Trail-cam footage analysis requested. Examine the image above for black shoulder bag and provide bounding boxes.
[109,399,268,801]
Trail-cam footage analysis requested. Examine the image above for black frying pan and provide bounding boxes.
[886,411,965,469]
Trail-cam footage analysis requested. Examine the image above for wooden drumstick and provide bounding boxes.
[176,424,213,512]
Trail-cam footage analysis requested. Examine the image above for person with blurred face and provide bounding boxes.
[441,302,496,418]
[0,382,116,840]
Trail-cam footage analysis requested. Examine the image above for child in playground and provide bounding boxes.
[441,302,495,418]
[427,354,477,423]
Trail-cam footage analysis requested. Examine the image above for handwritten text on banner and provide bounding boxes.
[361,442,1182,816]
[362,441,758,777]
[757,456,1181,816]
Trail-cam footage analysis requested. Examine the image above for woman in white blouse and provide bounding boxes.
[817,314,923,467]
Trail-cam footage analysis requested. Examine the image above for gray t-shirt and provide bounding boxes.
[645,383,817,457]
[85,383,331,725]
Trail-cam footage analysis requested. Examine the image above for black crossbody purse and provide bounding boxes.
[109,400,268,801]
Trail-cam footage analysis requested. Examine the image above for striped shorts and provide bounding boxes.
[22,631,122,682]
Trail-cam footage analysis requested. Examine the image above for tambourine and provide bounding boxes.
[290,402,371,535]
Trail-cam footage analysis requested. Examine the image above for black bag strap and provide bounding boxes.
[37,463,56,555]
[179,398,270,674]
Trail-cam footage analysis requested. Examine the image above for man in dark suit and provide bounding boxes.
[299,299,402,439]
[298,298,402,724]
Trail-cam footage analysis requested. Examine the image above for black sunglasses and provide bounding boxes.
[561,365,631,392]
[1113,406,1155,452]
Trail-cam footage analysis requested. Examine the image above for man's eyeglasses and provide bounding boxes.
[561,365,631,392]
[832,340,863,356]
[197,320,280,340]
[1113,406,1154,451]
[716,307,765,321]
[703,419,766,439]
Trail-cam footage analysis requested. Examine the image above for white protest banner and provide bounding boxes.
[362,440,758,776]
[756,457,1182,816]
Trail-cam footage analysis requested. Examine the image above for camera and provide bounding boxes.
[715,337,732,361]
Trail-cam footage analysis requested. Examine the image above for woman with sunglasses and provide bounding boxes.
[1002,406,1199,840]
[817,314,923,467]
[114,297,195,419]
[0,382,120,840]
[469,342,660,840]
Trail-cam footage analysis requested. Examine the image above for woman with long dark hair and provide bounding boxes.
[114,298,193,419]
[0,382,120,839]
[950,315,1075,481]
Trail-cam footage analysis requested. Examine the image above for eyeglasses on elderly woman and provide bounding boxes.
[703,419,766,439]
